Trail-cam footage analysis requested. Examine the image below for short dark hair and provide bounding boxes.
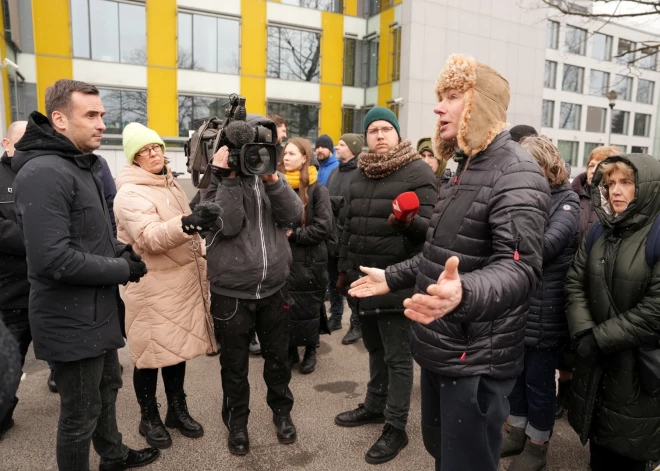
[45,79,100,124]
[268,114,287,127]
[509,125,538,143]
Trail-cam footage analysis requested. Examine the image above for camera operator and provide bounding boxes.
[200,143,303,456]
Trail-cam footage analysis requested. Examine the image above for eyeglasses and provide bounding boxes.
[367,126,395,137]
[136,144,162,158]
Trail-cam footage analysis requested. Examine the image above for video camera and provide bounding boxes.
[184,94,278,188]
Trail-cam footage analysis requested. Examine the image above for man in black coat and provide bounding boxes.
[335,107,437,465]
[326,133,363,344]
[12,79,158,471]
[349,55,550,471]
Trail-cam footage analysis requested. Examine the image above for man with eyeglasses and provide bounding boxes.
[334,107,437,465]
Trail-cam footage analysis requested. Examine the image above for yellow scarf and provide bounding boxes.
[284,165,318,189]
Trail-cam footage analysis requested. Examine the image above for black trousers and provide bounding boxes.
[421,368,515,471]
[211,290,294,430]
[590,443,647,471]
[0,308,31,427]
[133,362,186,406]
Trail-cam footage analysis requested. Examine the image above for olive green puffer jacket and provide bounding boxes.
[565,153,660,462]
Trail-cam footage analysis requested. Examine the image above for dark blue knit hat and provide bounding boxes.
[315,134,334,152]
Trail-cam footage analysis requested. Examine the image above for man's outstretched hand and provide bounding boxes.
[347,266,390,298]
[403,256,462,325]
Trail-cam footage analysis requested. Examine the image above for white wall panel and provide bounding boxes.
[178,69,240,95]
[177,0,240,16]
[342,86,365,107]
[267,79,319,103]
[344,16,367,39]
[16,53,36,83]
[267,2,321,29]
[73,60,147,89]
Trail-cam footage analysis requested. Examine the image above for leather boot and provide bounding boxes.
[555,379,571,419]
[288,347,300,369]
[365,424,409,465]
[138,401,171,449]
[98,447,160,471]
[335,404,385,427]
[342,324,362,345]
[273,414,297,444]
[327,317,342,331]
[508,439,548,471]
[299,347,316,375]
[47,369,58,393]
[501,425,527,457]
[228,428,250,455]
[165,392,204,438]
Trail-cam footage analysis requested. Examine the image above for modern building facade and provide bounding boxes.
[0,0,657,176]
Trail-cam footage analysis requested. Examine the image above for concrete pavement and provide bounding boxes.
[0,304,590,470]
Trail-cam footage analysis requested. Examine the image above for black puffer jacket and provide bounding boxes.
[526,183,579,349]
[572,172,598,239]
[338,158,437,315]
[0,318,21,420]
[12,112,129,363]
[0,153,29,310]
[287,182,332,347]
[386,132,550,379]
[326,157,358,256]
[565,154,660,461]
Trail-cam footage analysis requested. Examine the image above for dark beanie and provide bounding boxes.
[509,125,538,143]
[339,133,364,157]
[315,134,334,152]
[363,107,400,137]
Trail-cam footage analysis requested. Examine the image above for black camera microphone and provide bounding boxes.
[224,120,254,149]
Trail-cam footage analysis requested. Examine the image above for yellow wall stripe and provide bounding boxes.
[240,0,267,115]
[320,11,344,140]
[345,0,357,16]
[146,0,178,136]
[0,1,11,125]
[32,0,73,114]
[378,7,394,106]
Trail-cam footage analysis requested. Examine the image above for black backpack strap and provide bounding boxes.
[585,220,603,255]
[645,213,660,267]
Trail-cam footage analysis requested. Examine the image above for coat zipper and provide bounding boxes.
[460,323,472,361]
[254,176,267,299]
[93,289,98,323]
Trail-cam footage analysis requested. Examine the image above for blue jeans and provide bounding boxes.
[53,350,128,470]
[507,349,559,442]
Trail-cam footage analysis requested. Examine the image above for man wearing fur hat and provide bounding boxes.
[349,55,550,470]
[335,107,437,465]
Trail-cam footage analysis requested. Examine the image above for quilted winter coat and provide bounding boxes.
[114,164,215,369]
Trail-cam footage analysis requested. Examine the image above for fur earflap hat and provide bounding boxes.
[433,54,510,161]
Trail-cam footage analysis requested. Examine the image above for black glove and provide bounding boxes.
[576,331,599,359]
[388,213,412,232]
[120,251,148,283]
[118,243,142,262]
[181,213,216,235]
[336,272,349,297]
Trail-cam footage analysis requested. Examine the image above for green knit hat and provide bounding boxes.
[122,122,165,164]
[363,106,400,137]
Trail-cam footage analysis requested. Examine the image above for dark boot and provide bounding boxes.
[138,401,172,449]
[0,416,14,440]
[555,379,571,419]
[365,424,409,465]
[327,317,342,331]
[342,324,362,345]
[508,440,548,471]
[501,425,527,457]
[249,331,261,355]
[165,392,204,438]
[228,428,250,455]
[335,403,385,427]
[299,347,316,375]
[288,347,300,369]
[273,414,297,444]
[98,447,160,471]
[47,369,58,393]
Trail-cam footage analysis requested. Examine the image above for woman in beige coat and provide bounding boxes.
[114,123,216,450]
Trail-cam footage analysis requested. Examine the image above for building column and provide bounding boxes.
[320,12,344,141]
[377,6,394,107]
[240,0,267,115]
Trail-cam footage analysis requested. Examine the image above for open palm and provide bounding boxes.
[348,266,390,298]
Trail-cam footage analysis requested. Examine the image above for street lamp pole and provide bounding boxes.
[606,90,618,146]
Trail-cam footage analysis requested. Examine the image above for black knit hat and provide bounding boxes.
[509,125,538,143]
[315,134,334,152]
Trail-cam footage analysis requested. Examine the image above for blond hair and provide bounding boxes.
[588,146,619,166]
[519,136,569,187]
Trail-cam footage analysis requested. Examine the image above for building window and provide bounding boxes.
[637,79,655,104]
[616,38,635,65]
[562,64,584,93]
[546,20,559,49]
[611,110,629,135]
[99,88,147,134]
[632,146,648,154]
[638,49,658,71]
[588,70,610,97]
[280,0,343,12]
[613,74,633,101]
[583,142,600,163]
[342,107,369,135]
[612,144,627,153]
[633,113,651,137]
[557,140,579,167]
[71,0,146,65]
[344,38,356,86]
[267,102,320,139]
[390,26,401,82]
[591,33,612,61]
[559,103,581,130]
[542,100,554,128]
[544,60,557,89]
[366,37,379,87]
[178,95,229,137]
[177,12,240,74]
[267,25,321,83]
[565,25,586,55]
[8,79,38,122]
[586,106,607,133]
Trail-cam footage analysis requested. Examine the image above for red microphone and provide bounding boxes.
[392,192,420,222]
